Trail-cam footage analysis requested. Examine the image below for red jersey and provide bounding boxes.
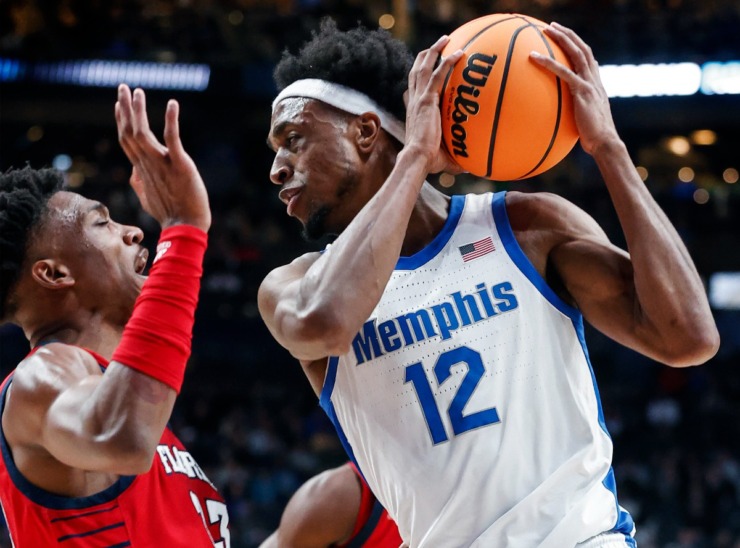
[343,463,402,548]
[0,349,229,547]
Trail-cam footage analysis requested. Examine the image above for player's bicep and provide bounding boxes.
[7,345,105,463]
[42,375,110,464]
[258,252,331,360]
[550,227,660,354]
[258,266,307,348]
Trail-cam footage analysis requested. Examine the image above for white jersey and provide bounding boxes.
[319,192,635,547]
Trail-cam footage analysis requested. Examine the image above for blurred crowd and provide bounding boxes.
[2,0,740,64]
[1,1,740,547]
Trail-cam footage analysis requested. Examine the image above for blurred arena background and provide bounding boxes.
[1,1,739,546]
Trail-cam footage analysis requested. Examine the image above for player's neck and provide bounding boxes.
[30,319,123,361]
[400,184,450,257]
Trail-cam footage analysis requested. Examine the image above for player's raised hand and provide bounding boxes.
[530,22,619,156]
[404,36,465,175]
[115,84,211,232]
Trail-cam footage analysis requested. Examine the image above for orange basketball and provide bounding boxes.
[440,13,579,181]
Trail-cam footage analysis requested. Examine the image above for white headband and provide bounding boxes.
[272,78,406,144]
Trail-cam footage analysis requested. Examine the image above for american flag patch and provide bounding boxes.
[459,237,495,262]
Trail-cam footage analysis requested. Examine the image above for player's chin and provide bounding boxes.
[301,206,332,242]
[131,274,147,295]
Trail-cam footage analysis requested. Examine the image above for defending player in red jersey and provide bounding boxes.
[0,84,229,546]
[260,462,402,548]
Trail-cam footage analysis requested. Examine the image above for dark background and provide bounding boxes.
[1,1,739,546]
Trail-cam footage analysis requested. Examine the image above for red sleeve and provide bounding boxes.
[345,461,376,542]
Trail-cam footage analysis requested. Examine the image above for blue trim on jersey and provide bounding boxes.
[492,193,636,540]
[319,356,339,411]
[319,358,362,474]
[491,191,581,322]
[0,376,137,510]
[570,316,636,540]
[395,195,465,271]
[347,499,385,548]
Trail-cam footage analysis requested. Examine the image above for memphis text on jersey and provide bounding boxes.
[353,280,518,364]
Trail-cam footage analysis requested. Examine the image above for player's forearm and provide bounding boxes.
[292,148,430,353]
[593,139,719,364]
[94,366,176,473]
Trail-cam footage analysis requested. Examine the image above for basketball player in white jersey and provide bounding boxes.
[259,19,718,547]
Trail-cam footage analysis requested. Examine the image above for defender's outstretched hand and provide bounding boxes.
[404,36,464,175]
[530,22,618,156]
[115,84,211,232]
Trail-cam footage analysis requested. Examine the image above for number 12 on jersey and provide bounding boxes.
[404,346,501,445]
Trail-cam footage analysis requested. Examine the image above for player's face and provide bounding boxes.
[39,191,148,322]
[267,98,364,240]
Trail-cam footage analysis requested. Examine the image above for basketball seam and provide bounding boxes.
[486,22,532,179]
[517,24,564,179]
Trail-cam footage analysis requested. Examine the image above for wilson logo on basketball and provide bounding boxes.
[449,52,498,159]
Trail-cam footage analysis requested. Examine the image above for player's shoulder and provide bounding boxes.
[504,190,603,238]
[10,344,100,409]
[504,190,577,217]
[3,343,99,447]
[14,343,100,386]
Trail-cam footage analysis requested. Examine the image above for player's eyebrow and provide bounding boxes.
[87,202,110,218]
[266,121,290,151]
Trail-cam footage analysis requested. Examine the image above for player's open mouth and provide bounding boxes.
[134,248,149,275]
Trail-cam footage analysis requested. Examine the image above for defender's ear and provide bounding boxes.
[355,112,382,153]
[30,259,75,290]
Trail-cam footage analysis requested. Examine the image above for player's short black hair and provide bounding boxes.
[0,166,64,320]
[273,18,414,122]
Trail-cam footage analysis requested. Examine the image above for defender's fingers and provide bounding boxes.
[131,88,151,135]
[116,86,142,164]
[163,99,186,160]
[131,88,168,157]
[116,85,135,142]
[118,85,151,161]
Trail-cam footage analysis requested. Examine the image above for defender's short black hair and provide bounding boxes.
[273,18,414,122]
[0,166,64,319]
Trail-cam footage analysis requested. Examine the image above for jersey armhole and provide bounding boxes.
[491,191,581,322]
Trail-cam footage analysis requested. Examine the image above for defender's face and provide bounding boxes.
[267,98,363,240]
[40,191,148,320]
